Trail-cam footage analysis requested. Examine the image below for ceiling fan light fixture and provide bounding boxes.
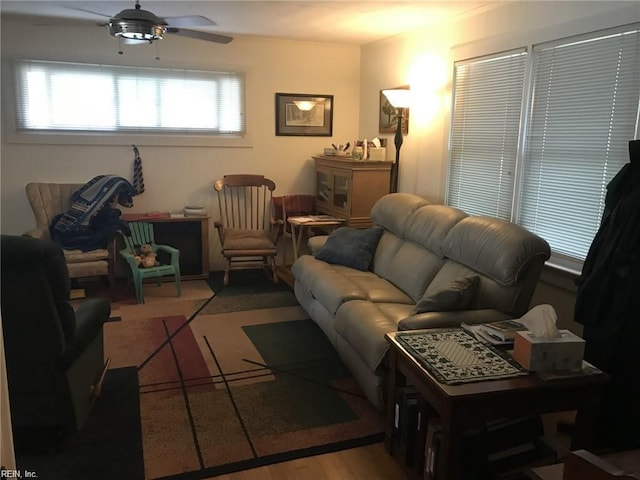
[109,19,166,41]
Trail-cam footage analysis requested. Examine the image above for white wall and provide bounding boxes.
[0,16,360,269]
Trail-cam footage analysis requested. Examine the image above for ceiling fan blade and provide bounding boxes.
[166,28,233,44]
[64,6,111,20]
[163,15,216,28]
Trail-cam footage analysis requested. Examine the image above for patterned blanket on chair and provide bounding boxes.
[50,175,136,251]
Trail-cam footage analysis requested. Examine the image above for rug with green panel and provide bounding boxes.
[112,270,384,479]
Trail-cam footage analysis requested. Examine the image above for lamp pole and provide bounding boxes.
[390,108,404,193]
[382,87,410,194]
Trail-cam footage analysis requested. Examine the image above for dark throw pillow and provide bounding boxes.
[413,275,479,314]
[315,226,384,271]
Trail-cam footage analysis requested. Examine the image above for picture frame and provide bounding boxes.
[275,93,333,136]
[379,87,409,134]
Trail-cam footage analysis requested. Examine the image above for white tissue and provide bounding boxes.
[516,304,561,338]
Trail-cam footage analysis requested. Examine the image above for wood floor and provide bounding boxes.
[208,412,575,480]
[209,443,405,480]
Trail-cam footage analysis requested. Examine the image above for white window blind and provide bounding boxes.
[447,24,640,272]
[519,26,640,269]
[15,59,245,135]
[448,50,527,219]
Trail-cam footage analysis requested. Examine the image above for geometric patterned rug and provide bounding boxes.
[106,271,384,479]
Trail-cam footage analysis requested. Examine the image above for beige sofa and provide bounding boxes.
[291,193,551,408]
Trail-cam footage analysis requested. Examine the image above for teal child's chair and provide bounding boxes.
[119,222,182,303]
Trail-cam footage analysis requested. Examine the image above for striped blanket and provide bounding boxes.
[51,175,136,251]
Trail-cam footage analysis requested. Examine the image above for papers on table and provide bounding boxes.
[288,215,344,223]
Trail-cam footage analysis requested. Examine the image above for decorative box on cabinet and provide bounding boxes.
[313,155,392,228]
[120,214,210,280]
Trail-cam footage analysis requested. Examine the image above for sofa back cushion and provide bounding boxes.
[368,193,550,317]
[441,216,550,287]
[437,216,551,316]
[370,194,468,302]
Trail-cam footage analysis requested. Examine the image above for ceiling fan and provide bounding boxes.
[69,0,233,45]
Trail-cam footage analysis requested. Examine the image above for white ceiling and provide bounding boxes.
[0,1,493,45]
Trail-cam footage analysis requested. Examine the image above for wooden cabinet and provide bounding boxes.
[313,155,392,228]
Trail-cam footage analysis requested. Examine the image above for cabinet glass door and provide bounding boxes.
[316,170,330,204]
[332,173,349,210]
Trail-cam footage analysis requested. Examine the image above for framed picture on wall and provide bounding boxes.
[379,87,409,134]
[275,93,333,136]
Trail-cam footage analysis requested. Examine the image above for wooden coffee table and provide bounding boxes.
[385,330,610,480]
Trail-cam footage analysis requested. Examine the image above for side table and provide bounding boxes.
[287,216,344,259]
[385,331,610,480]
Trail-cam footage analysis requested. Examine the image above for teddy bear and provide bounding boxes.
[135,243,160,268]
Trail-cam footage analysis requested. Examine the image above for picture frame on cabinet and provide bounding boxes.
[275,93,333,136]
[379,87,409,134]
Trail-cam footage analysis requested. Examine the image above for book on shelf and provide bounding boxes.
[423,417,442,480]
[394,386,422,469]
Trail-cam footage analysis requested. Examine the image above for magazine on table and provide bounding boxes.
[478,319,527,341]
[461,322,516,346]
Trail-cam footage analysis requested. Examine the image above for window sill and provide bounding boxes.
[539,263,579,293]
[4,130,252,148]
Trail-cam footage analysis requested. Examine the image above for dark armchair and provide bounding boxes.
[0,235,111,448]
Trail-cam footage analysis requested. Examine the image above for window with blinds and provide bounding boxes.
[448,49,527,219]
[447,24,640,272]
[14,59,246,135]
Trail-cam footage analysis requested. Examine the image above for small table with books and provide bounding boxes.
[384,329,610,480]
[287,215,344,259]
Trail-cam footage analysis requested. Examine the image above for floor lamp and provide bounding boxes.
[382,88,411,193]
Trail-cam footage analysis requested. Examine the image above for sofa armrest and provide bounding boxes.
[398,308,512,331]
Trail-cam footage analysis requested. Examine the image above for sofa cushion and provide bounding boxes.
[442,216,550,286]
[413,274,479,314]
[315,226,383,271]
[370,192,429,236]
[372,233,444,302]
[370,199,468,303]
[292,255,413,315]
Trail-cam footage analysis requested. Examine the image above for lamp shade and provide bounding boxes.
[382,88,411,109]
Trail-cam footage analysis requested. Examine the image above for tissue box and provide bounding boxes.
[368,147,386,161]
[512,330,585,371]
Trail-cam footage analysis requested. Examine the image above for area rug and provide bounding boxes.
[107,271,385,479]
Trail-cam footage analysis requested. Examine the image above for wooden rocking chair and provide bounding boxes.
[213,174,281,286]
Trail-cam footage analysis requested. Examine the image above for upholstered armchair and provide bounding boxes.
[24,182,115,288]
[0,235,111,449]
